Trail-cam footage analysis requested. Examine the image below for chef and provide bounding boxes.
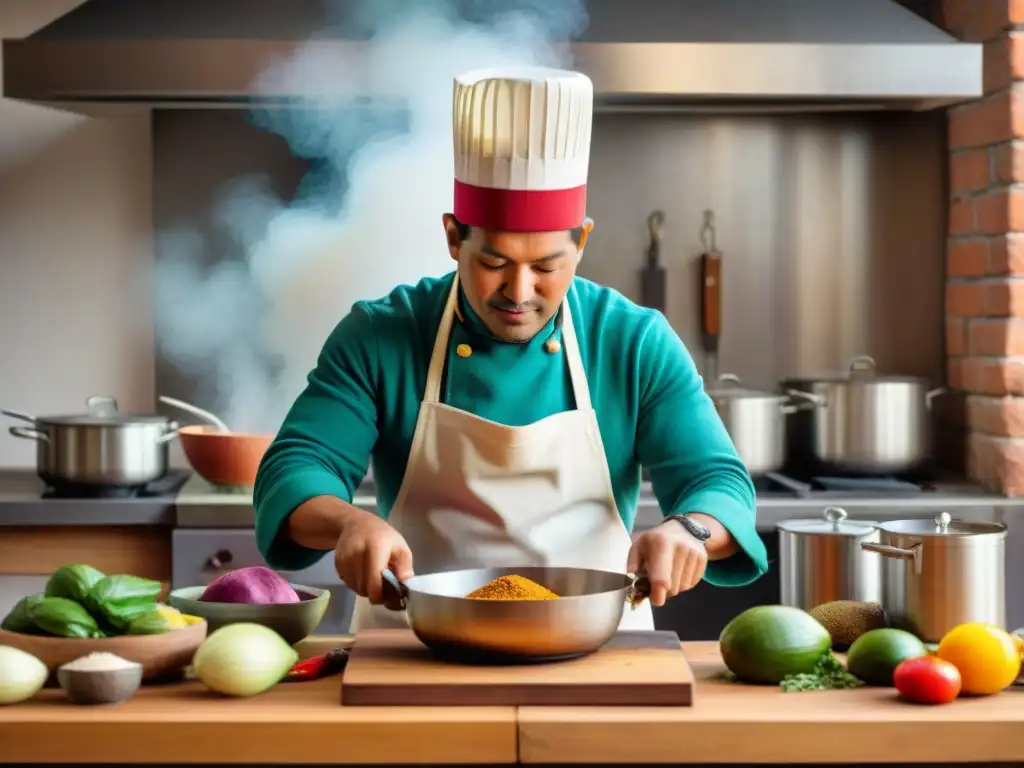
[253,66,767,632]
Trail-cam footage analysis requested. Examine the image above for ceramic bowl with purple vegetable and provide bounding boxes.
[168,566,330,645]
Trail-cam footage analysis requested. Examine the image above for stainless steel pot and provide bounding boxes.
[2,396,179,488]
[780,355,945,474]
[708,374,815,476]
[777,506,882,610]
[861,512,1007,643]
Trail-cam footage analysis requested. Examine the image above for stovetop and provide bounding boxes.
[751,470,940,499]
[39,470,192,500]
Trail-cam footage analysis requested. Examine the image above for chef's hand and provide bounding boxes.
[626,519,708,606]
[333,510,414,605]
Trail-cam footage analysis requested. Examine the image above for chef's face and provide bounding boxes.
[443,215,593,342]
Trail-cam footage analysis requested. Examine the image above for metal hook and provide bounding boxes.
[700,209,716,252]
[647,210,665,246]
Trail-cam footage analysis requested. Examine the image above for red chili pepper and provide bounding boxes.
[285,649,349,681]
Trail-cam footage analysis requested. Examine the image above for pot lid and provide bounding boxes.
[876,511,1007,537]
[776,506,879,536]
[781,354,928,385]
[706,373,783,400]
[27,394,170,426]
[39,414,170,426]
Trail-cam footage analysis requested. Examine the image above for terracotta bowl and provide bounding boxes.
[178,426,274,488]
[0,620,207,682]
[168,584,330,645]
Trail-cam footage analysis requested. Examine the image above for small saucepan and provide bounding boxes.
[380,566,651,663]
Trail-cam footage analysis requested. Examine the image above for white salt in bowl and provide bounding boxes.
[57,653,143,705]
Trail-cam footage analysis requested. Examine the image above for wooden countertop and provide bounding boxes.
[2,639,1024,765]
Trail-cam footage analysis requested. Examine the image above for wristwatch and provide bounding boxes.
[663,513,712,543]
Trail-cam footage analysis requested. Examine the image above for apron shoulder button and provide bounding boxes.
[544,338,562,354]
[456,343,473,358]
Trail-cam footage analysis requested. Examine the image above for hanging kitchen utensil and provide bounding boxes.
[700,210,722,382]
[641,210,666,313]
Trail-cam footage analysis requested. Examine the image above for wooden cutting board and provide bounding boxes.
[341,629,694,706]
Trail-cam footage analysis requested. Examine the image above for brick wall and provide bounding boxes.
[943,0,1024,493]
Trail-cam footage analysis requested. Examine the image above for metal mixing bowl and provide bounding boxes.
[381,566,649,663]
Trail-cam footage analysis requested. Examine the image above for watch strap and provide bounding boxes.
[663,513,712,542]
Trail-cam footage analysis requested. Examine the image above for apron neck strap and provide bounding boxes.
[423,273,592,410]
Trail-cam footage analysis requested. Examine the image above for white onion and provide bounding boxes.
[193,623,298,697]
[0,646,48,704]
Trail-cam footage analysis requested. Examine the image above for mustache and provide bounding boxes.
[488,297,539,312]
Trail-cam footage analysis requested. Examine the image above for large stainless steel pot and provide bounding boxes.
[861,512,1006,643]
[780,355,945,474]
[708,374,815,476]
[777,506,882,610]
[2,396,178,488]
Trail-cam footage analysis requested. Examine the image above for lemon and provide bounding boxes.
[936,623,1020,695]
[154,603,189,630]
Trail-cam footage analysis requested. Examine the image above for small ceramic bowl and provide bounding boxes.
[57,662,143,705]
[168,583,330,645]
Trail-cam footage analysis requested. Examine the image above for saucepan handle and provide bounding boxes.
[380,568,410,612]
[627,573,652,608]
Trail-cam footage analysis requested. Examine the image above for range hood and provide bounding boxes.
[2,0,982,113]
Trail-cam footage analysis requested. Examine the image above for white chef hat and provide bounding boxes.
[451,66,593,232]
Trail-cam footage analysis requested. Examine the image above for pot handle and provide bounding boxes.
[848,355,877,376]
[785,389,825,411]
[9,425,49,443]
[861,540,923,575]
[925,387,946,410]
[1,409,36,424]
[156,422,181,445]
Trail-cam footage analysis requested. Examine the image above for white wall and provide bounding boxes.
[0,0,154,467]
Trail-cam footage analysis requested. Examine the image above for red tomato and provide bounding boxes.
[893,657,962,704]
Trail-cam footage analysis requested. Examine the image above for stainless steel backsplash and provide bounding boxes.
[580,111,947,390]
[153,109,948,414]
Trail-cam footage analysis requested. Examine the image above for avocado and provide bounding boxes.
[719,605,831,685]
[846,628,928,686]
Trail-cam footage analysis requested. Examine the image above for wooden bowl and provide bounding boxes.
[178,426,274,488]
[0,620,207,682]
[168,584,329,645]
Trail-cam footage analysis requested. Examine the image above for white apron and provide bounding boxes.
[350,274,654,632]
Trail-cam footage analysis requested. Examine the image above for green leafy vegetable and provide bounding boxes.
[127,609,172,636]
[780,651,864,692]
[45,564,106,604]
[1,594,46,634]
[27,596,100,638]
[87,575,162,629]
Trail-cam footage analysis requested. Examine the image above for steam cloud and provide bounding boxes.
[153,0,588,433]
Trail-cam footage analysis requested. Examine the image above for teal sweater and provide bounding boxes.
[254,272,767,586]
